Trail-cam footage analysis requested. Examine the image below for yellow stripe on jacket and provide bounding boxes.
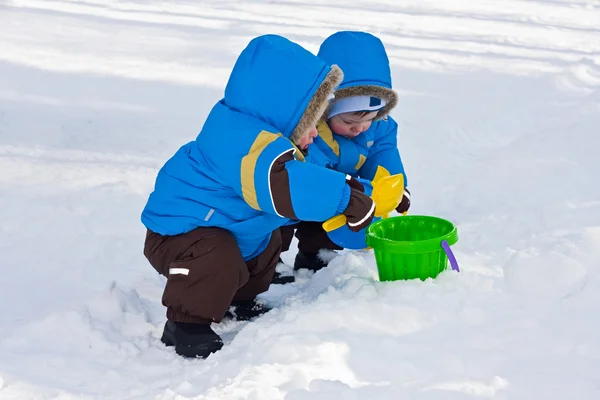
[241,131,280,211]
[317,120,340,156]
[241,131,306,212]
[354,154,366,170]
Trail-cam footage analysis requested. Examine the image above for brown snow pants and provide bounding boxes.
[144,227,281,324]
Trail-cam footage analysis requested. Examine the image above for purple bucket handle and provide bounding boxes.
[441,240,459,272]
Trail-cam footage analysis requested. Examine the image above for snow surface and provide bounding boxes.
[1,0,600,399]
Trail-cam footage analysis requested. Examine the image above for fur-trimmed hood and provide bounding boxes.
[223,34,342,145]
[318,31,398,119]
[290,66,342,144]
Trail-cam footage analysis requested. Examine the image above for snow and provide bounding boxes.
[1,0,600,398]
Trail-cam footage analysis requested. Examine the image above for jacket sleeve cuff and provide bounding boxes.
[335,184,351,214]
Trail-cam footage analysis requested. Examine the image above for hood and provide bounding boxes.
[317,31,398,118]
[224,34,342,143]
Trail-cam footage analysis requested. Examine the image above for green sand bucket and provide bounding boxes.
[366,215,459,281]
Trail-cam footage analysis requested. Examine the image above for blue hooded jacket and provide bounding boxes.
[309,31,408,184]
[141,35,350,260]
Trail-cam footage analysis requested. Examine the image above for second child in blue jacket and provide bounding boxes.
[279,31,411,274]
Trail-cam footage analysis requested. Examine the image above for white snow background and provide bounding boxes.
[1,0,600,399]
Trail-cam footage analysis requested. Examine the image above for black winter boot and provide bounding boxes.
[272,271,295,284]
[160,321,223,358]
[293,250,329,272]
[271,257,295,284]
[225,299,272,321]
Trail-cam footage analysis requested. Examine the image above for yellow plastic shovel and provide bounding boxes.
[322,166,405,232]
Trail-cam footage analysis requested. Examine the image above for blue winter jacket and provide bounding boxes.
[141,35,350,260]
[309,31,408,184]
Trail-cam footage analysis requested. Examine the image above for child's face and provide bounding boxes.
[296,125,319,150]
[328,111,378,138]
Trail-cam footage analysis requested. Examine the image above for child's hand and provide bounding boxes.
[345,175,365,192]
[343,189,375,232]
[396,188,411,214]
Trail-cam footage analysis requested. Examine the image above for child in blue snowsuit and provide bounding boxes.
[279,31,410,273]
[141,35,377,358]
